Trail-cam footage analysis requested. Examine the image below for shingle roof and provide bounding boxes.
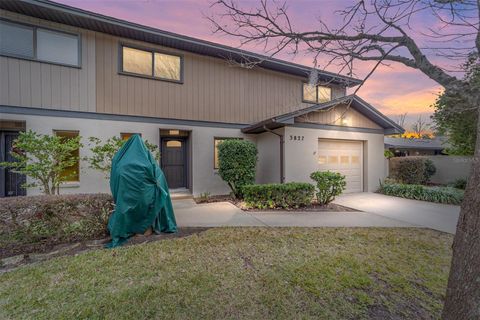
[0,0,362,86]
[384,137,445,150]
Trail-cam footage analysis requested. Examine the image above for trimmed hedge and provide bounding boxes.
[389,157,437,184]
[310,171,346,205]
[217,139,258,198]
[0,194,114,248]
[242,183,315,209]
[378,183,464,205]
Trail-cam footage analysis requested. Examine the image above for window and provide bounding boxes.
[214,138,242,169]
[302,83,332,103]
[0,19,80,67]
[166,140,182,148]
[120,45,182,82]
[37,29,79,66]
[0,20,34,58]
[120,132,141,141]
[54,130,80,182]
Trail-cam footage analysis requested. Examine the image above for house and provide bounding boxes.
[385,137,445,157]
[0,0,403,197]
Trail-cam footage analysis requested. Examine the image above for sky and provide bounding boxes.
[55,0,452,127]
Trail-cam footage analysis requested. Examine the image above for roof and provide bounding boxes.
[0,0,362,86]
[384,137,445,150]
[242,95,405,135]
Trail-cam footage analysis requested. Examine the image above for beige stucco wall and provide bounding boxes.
[283,126,386,192]
[0,112,251,196]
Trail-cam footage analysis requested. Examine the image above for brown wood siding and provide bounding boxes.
[95,34,347,124]
[295,103,382,129]
[0,10,96,112]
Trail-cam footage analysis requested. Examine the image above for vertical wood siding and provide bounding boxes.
[294,103,382,129]
[95,34,347,124]
[0,10,96,112]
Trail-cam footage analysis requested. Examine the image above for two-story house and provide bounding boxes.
[0,0,403,197]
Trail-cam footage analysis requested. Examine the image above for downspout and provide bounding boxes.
[263,125,285,183]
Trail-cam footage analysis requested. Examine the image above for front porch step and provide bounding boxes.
[170,188,193,200]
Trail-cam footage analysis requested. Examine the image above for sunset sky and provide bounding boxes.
[56,0,448,128]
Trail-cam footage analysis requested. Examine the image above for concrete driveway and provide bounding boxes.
[174,197,415,229]
[333,193,460,233]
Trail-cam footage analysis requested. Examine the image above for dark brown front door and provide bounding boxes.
[161,138,187,189]
[0,131,26,197]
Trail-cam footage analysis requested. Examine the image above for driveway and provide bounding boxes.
[174,198,415,229]
[333,192,460,233]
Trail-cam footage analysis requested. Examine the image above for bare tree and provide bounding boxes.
[208,1,480,318]
[412,115,432,138]
[396,112,408,129]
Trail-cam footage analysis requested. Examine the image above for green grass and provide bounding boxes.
[0,228,452,319]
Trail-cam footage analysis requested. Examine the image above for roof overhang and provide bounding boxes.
[242,95,405,135]
[0,0,362,86]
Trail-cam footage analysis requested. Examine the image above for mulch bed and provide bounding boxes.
[194,195,360,212]
[0,227,209,272]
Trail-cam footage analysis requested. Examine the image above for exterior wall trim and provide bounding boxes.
[292,122,385,134]
[0,105,247,129]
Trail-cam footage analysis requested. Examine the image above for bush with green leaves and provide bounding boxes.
[378,182,464,205]
[242,182,315,209]
[310,171,346,205]
[0,130,82,195]
[389,157,438,185]
[85,136,160,178]
[217,139,257,198]
[451,178,467,190]
[423,159,436,183]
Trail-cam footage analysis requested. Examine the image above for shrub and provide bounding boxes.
[310,171,346,205]
[390,157,427,185]
[423,159,436,183]
[242,183,315,209]
[378,182,463,205]
[0,130,82,195]
[217,139,258,198]
[451,178,467,190]
[0,194,114,250]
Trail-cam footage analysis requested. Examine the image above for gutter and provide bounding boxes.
[263,125,285,183]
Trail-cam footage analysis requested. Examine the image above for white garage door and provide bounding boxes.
[317,139,363,193]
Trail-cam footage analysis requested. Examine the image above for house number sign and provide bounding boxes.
[289,135,304,141]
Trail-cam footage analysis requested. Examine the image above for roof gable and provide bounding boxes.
[242,95,404,134]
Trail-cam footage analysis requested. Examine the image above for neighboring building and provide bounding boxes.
[0,0,403,197]
[385,137,445,157]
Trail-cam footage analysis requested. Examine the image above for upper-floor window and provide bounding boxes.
[0,19,80,67]
[302,83,332,104]
[120,45,182,82]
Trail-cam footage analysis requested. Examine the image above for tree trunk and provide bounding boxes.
[442,104,480,319]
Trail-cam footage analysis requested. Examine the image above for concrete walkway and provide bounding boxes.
[173,198,415,229]
[333,193,460,233]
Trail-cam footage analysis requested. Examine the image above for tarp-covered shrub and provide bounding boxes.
[389,156,437,184]
[378,182,463,204]
[217,139,257,198]
[0,194,113,254]
[242,183,315,209]
[310,171,346,205]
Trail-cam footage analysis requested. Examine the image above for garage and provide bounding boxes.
[317,139,363,193]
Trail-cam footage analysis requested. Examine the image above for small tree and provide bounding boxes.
[0,130,82,195]
[85,136,160,178]
[217,139,257,198]
[310,171,346,205]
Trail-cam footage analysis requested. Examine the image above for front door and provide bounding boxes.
[161,138,187,189]
[0,131,26,197]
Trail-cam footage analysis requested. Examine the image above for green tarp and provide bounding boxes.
[106,135,177,248]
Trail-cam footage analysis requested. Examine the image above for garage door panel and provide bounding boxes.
[318,139,363,193]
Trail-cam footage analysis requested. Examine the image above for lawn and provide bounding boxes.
[0,228,452,319]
